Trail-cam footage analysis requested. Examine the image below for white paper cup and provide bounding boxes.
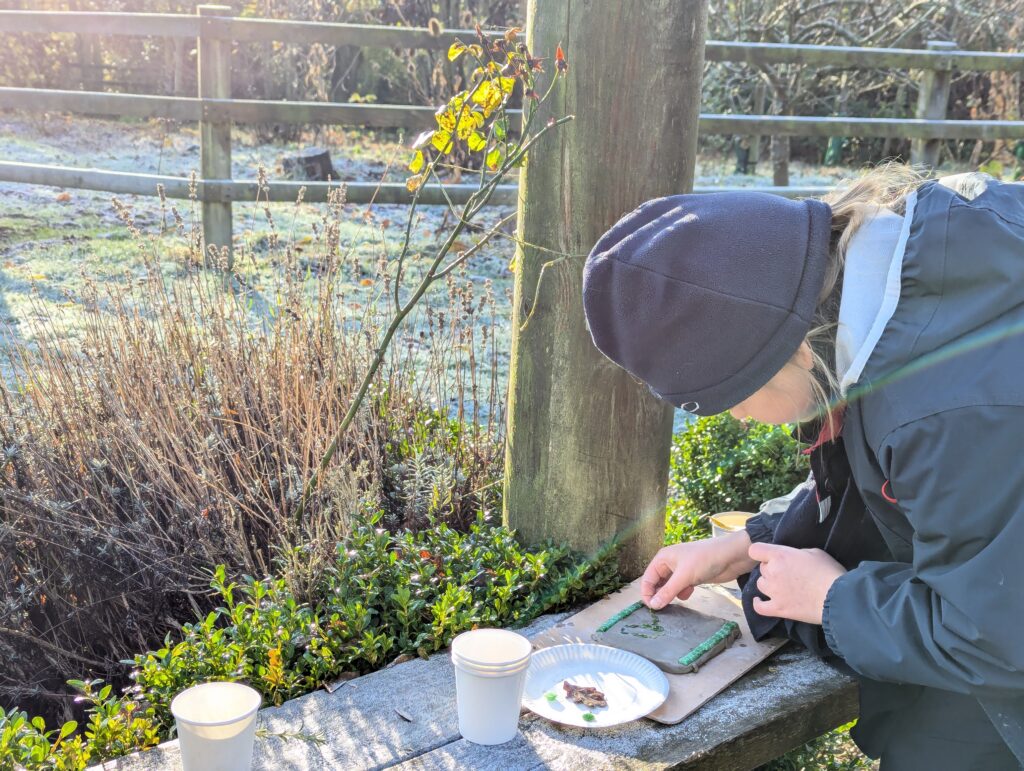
[171,681,262,771]
[710,511,753,538]
[451,628,532,745]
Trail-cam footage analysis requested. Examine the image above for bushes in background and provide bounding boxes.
[0,187,506,720]
[666,414,808,543]
[0,511,620,770]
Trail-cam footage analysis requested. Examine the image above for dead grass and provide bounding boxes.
[0,172,507,717]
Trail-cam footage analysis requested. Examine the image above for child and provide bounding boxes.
[581,165,1024,769]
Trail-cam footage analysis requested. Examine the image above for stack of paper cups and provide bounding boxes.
[170,681,262,771]
[451,628,532,745]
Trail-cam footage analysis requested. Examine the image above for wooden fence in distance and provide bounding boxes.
[2,8,1024,264]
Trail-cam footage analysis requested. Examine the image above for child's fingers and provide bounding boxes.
[755,575,770,597]
[640,558,671,605]
[752,596,780,617]
[747,542,783,563]
[649,570,692,610]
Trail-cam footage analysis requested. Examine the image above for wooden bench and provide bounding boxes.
[95,613,858,770]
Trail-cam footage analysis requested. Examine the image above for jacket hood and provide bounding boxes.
[849,175,1024,410]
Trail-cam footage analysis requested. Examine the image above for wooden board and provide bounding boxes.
[530,579,787,725]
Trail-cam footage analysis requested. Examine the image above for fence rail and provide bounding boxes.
[0,161,518,205]
[5,87,1024,141]
[0,87,442,128]
[2,7,1024,265]
[0,161,831,205]
[5,11,1024,72]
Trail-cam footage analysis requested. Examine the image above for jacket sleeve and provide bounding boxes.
[744,510,783,544]
[821,406,1024,697]
[739,483,837,657]
[744,473,814,544]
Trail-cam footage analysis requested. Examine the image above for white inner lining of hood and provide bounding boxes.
[837,190,918,394]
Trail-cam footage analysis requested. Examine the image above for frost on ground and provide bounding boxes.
[0,113,948,427]
[0,115,518,413]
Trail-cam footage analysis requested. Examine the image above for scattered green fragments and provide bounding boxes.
[582,712,596,723]
[545,692,557,702]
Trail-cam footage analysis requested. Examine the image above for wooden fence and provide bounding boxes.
[2,7,1024,262]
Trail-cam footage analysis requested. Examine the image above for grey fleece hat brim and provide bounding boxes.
[582,192,832,416]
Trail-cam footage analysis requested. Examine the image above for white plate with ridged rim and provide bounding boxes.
[522,643,669,728]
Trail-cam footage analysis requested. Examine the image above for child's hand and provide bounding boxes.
[641,530,757,610]
[747,543,846,625]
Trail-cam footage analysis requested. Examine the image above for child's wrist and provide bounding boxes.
[704,530,756,583]
[727,529,758,576]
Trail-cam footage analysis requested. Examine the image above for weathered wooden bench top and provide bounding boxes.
[94,613,857,770]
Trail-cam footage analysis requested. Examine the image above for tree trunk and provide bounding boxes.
[281,148,336,181]
[330,46,362,102]
[504,0,708,579]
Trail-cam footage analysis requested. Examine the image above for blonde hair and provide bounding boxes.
[802,162,931,423]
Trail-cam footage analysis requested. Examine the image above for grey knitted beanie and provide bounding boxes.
[581,192,832,415]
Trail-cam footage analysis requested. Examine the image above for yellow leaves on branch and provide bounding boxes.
[407,127,436,179]
[471,79,503,117]
[472,61,499,79]
[431,130,453,154]
[467,131,487,153]
[456,111,485,141]
[434,102,457,133]
[448,42,484,61]
[410,31,564,192]
[447,42,466,61]
[409,150,425,174]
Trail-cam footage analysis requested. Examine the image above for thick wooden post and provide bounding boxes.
[198,4,233,268]
[911,40,957,169]
[504,0,708,579]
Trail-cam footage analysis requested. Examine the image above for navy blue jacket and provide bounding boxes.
[743,178,1024,762]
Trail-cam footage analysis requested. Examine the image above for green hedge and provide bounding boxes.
[2,414,837,770]
[0,513,621,770]
[667,414,809,543]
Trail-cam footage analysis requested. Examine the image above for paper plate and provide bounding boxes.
[522,643,669,728]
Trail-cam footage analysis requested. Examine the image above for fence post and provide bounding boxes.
[771,132,790,187]
[750,81,765,166]
[911,40,957,169]
[503,0,708,579]
[197,4,233,269]
[172,37,188,97]
[768,85,790,187]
